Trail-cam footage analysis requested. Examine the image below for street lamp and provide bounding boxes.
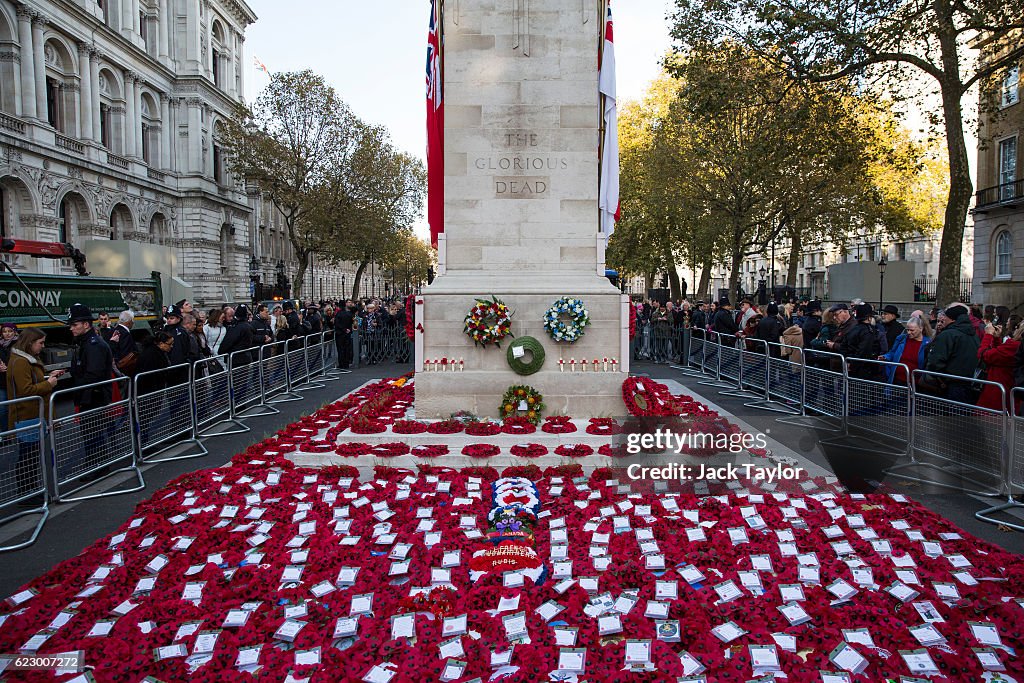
[248,255,260,303]
[757,266,767,305]
[341,274,346,300]
[877,256,887,310]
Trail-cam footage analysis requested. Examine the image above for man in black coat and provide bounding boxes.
[880,305,905,350]
[712,298,739,340]
[68,304,114,410]
[279,301,302,342]
[220,305,255,363]
[305,303,323,334]
[251,304,275,347]
[107,310,139,376]
[839,303,883,379]
[334,300,355,370]
[801,301,823,349]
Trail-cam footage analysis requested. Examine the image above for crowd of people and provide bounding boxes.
[635,297,1024,413]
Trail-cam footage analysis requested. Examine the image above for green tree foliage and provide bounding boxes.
[219,70,426,299]
[668,0,1024,304]
[614,47,946,303]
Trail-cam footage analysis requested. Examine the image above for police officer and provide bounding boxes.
[162,304,189,367]
[67,303,114,410]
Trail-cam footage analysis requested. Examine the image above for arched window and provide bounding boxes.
[58,197,69,243]
[995,230,1013,279]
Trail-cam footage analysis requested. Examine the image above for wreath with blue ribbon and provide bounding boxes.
[543,296,590,343]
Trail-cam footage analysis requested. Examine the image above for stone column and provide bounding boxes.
[203,0,212,79]
[160,93,171,169]
[169,97,179,170]
[124,70,137,156]
[157,0,168,59]
[16,7,35,119]
[131,0,141,34]
[90,51,101,141]
[121,0,133,37]
[185,0,200,66]
[32,14,46,123]
[66,82,81,137]
[228,31,238,98]
[77,43,93,141]
[162,0,173,61]
[237,35,245,100]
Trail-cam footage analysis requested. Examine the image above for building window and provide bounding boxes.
[46,77,61,129]
[1003,66,1020,108]
[100,103,111,148]
[213,142,223,184]
[995,230,1013,279]
[212,49,221,87]
[58,197,69,243]
[1000,136,1017,200]
[141,123,150,163]
[896,242,906,260]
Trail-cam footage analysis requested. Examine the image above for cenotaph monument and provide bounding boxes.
[415,0,629,419]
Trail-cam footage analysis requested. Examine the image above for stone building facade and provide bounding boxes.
[0,0,364,307]
[972,30,1023,313]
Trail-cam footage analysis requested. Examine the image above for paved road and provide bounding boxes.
[636,360,1024,555]
[0,363,407,598]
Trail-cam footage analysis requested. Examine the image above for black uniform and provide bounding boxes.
[164,322,189,366]
[334,308,354,369]
[71,328,113,409]
[251,317,274,346]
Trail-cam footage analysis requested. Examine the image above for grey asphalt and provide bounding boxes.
[0,363,405,598]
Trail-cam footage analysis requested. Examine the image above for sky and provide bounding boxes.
[244,0,675,238]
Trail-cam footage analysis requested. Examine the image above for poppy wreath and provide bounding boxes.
[462,443,501,458]
[510,443,549,457]
[465,420,501,436]
[543,296,591,343]
[499,385,545,424]
[554,443,594,457]
[334,442,371,456]
[504,335,546,375]
[629,302,637,339]
[391,419,428,434]
[410,444,449,457]
[541,416,577,434]
[426,419,465,435]
[500,417,537,434]
[463,295,514,348]
[622,375,676,417]
[371,442,411,457]
[586,417,623,435]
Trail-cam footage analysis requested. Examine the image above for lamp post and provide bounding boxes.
[248,255,260,304]
[877,256,887,310]
[341,274,347,300]
[757,266,767,305]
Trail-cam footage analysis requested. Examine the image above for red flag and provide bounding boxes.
[599,0,619,242]
[426,0,444,248]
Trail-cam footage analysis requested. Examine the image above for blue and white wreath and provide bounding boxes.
[542,296,591,343]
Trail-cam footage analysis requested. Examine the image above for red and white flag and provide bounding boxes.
[598,0,620,242]
[426,0,444,249]
[253,56,269,74]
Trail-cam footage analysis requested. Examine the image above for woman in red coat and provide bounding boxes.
[977,316,1023,413]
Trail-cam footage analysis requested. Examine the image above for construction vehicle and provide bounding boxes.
[0,238,163,367]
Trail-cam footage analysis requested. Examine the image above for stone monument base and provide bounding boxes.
[415,281,628,420]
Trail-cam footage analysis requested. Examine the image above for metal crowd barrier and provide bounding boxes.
[892,369,1007,496]
[977,388,1024,530]
[775,347,847,430]
[194,354,249,438]
[741,340,803,415]
[230,347,279,417]
[49,376,144,503]
[356,325,413,366]
[264,340,301,404]
[737,338,769,401]
[135,362,206,462]
[698,332,736,390]
[821,358,912,455]
[298,333,326,390]
[0,396,48,552]
[674,328,708,377]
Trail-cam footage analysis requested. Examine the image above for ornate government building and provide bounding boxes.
[0,0,364,305]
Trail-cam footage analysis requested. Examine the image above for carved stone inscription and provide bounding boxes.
[473,130,565,198]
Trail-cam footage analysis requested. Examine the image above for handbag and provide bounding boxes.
[116,351,138,374]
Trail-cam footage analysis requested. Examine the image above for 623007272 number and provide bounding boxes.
[1,650,84,672]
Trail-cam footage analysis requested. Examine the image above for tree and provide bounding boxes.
[307,124,426,300]
[668,0,1024,304]
[219,70,360,298]
[378,232,435,296]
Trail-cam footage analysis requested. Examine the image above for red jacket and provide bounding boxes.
[977,334,1020,412]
